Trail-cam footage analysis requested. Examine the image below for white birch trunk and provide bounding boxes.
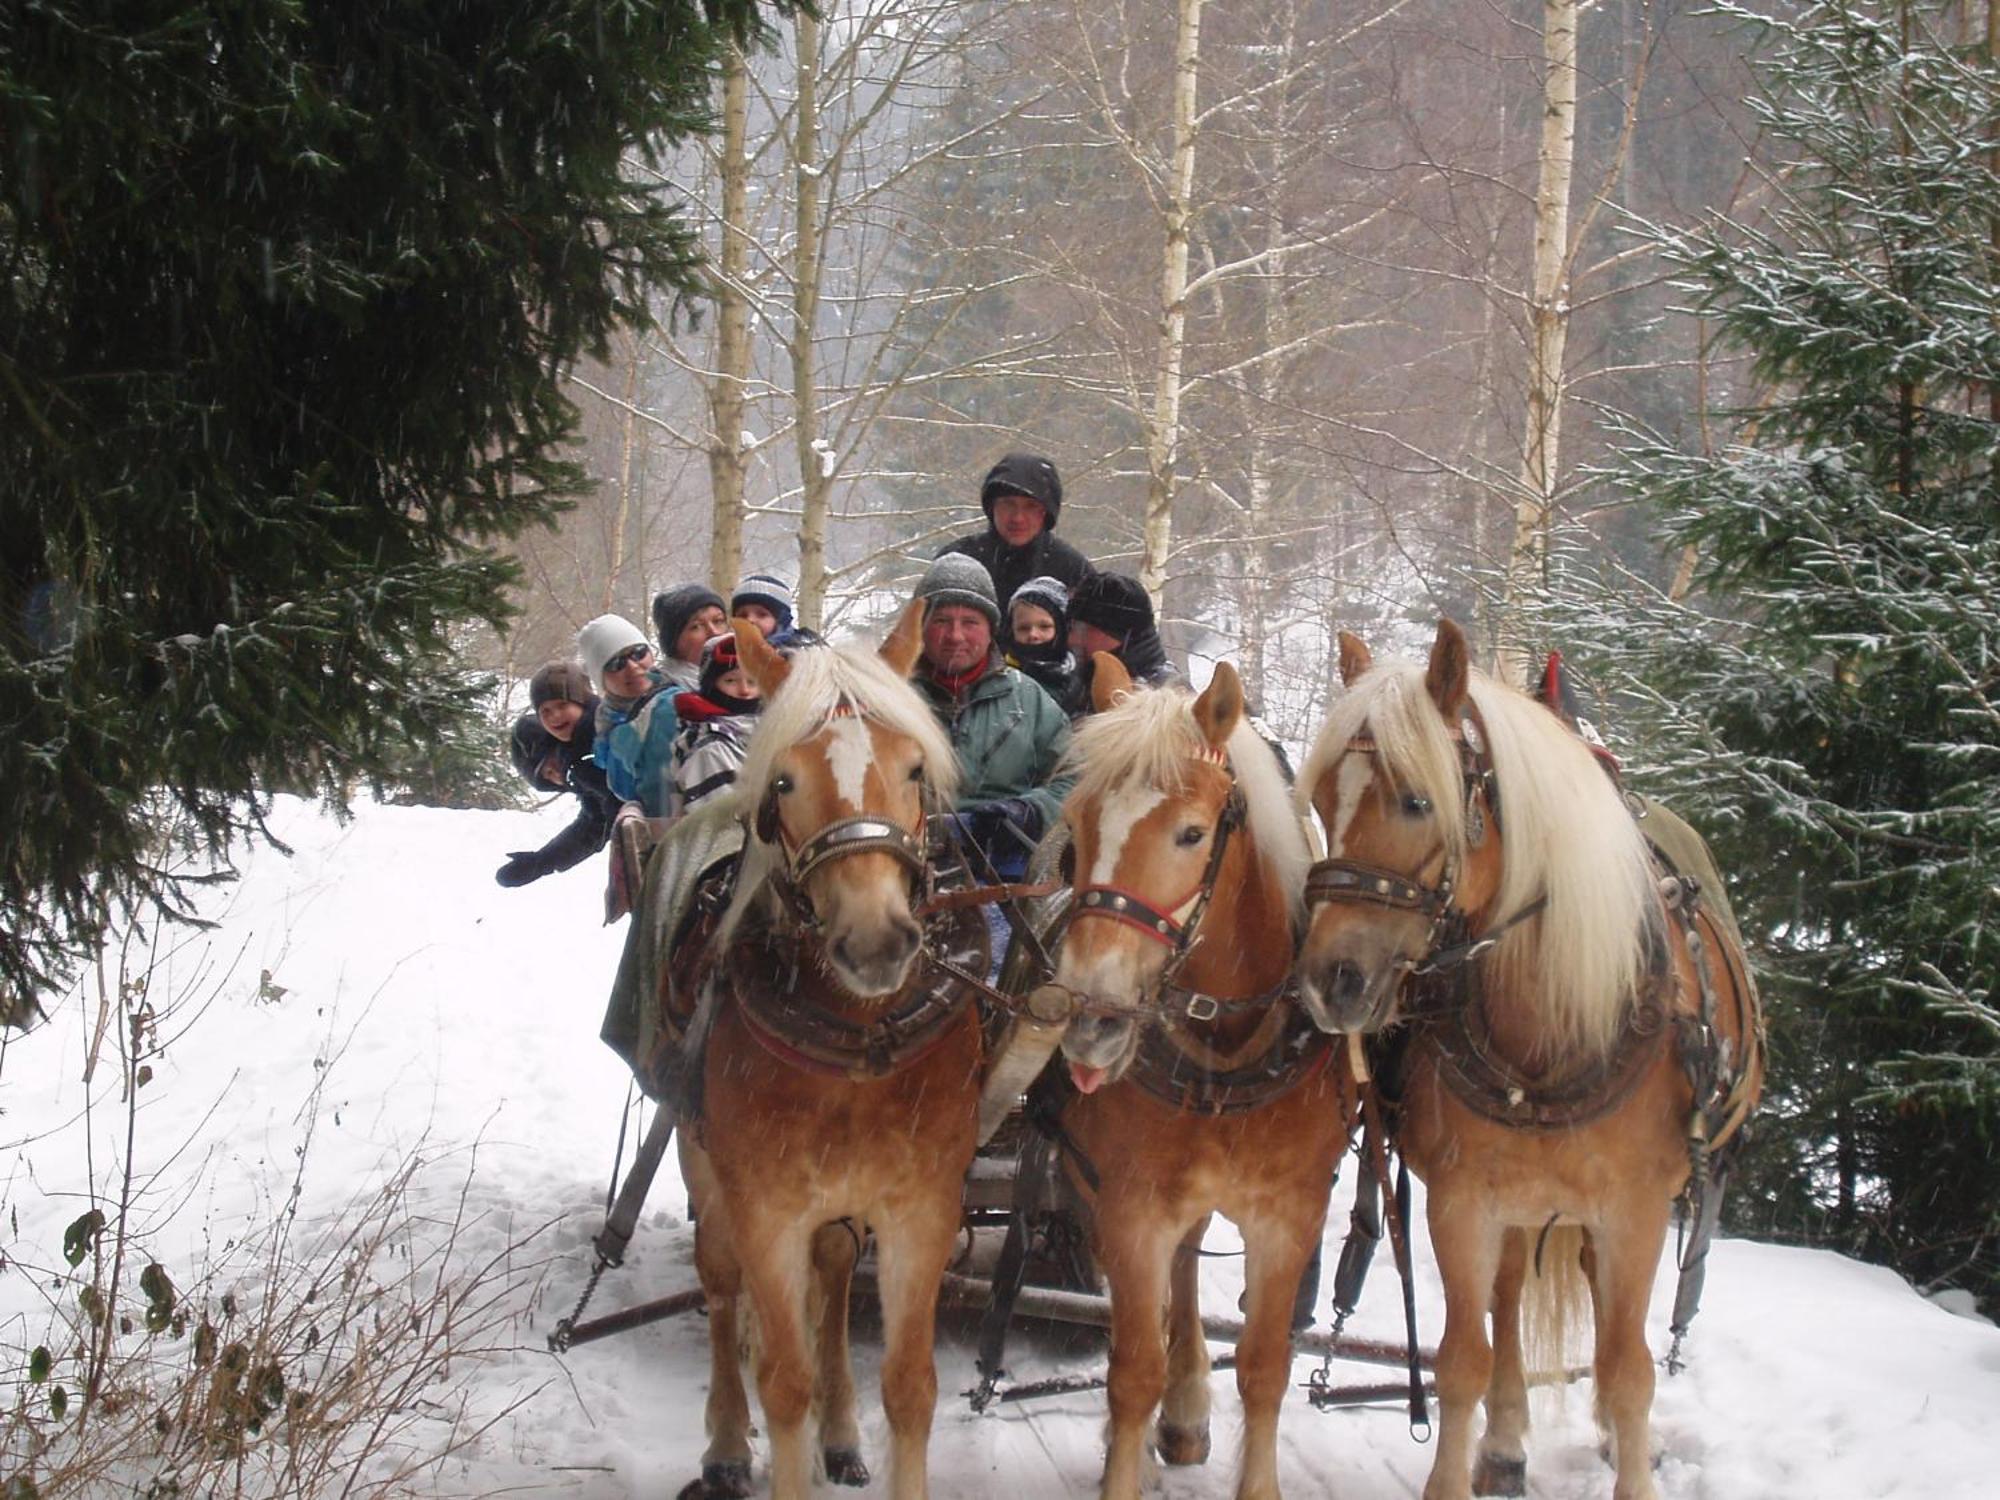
[790,14,831,633]
[706,45,752,596]
[1499,0,1578,684]
[1139,0,1207,609]
[605,329,641,614]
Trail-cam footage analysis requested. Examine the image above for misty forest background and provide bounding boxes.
[4,0,1997,1334]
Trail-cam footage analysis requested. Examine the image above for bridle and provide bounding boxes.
[748,716,932,936]
[1062,747,1249,1016]
[1302,714,1543,980]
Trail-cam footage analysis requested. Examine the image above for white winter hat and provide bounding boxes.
[576,614,651,689]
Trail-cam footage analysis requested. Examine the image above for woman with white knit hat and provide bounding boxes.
[577,613,680,820]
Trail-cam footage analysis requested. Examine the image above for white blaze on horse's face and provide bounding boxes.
[1088,785,1167,886]
[777,717,929,1000]
[824,714,876,810]
[1325,752,1376,860]
[1056,763,1234,1087]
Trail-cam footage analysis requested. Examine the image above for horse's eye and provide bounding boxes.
[774,774,795,795]
[1401,794,1433,817]
[907,762,925,783]
[1176,825,1206,848]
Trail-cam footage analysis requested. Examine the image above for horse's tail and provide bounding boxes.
[1521,1223,1592,1380]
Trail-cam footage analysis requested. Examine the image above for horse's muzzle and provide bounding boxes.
[1060,1010,1139,1094]
[1296,956,1396,1036]
[829,913,923,998]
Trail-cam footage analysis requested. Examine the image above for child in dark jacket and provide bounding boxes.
[669,632,764,815]
[495,662,623,886]
[1003,575,1086,720]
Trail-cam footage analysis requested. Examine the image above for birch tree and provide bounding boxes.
[1139,0,1207,604]
[708,45,754,594]
[1497,0,1580,682]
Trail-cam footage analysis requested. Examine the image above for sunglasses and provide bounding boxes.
[604,644,653,674]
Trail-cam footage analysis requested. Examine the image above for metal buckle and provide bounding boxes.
[1183,993,1220,1023]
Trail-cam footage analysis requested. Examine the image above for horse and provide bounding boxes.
[1049,654,1352,1500]
[675,603,984,1500]
[1292,619,1762,1500]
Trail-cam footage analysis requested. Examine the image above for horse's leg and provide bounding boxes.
[872,1189,961,1500]
[1158,1213,1213,1466]
[1233,1217,1318,1500]
[1422,1193,1503,1500]
[810,1219,868,1486]
[684,1146,755,1500]
[1472,1227,1530,1498]
[737,1217,816,1500]
[1096,1209,1179,1500]
[1589,1200,1673,1500]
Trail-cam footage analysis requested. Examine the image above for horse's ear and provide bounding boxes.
[1337,631,1373,687]
[1192,661,1243,752]
[1090,651,1134,712]
[1425,618,1470,718]
[734,618,789,696]
[879,595,927,677]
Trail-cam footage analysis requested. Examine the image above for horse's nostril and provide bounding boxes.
[1329,962,1368,1006]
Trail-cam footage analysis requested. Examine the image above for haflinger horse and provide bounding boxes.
[676,603,983,1500]
[1293,620,1762,1500]
[1051,655,1351,1500]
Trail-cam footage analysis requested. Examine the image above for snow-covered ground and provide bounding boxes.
[4,796,1995,1498]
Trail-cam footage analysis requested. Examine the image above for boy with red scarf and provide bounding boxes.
[668,631,764,815]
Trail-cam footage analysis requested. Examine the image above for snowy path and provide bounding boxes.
[4,798,1995,1499]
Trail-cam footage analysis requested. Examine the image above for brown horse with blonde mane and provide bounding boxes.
[1293,620,1761,1500]
[1050,655,1351,1500]
[676,603,982,1500]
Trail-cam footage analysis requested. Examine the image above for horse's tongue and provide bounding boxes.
[1070,1062,1108,1095]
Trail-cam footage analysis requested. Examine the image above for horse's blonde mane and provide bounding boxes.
[1298,656,1659,1056]
[1065,685,1312,923]
[718,643,959,943]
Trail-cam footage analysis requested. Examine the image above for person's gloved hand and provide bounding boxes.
[495,850,549,888]
[955,797,1044,854]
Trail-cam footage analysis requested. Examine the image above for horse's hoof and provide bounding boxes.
[676,1459,754,1500]
[1156,1420,1211,1466]
[824,1445,870,1486]
[1472,1453,1527,1497]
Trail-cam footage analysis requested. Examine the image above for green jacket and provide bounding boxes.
[914,656,1075,830]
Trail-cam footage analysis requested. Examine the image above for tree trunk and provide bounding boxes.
[791,13,832,633]
[605,328,642,615]
[706,45,752,596]
[1498,0,1578,684]
[1238,3,1297,716]
[1139,0,1207,609]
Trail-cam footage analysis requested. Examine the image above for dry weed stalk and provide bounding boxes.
[3,903,559,1498]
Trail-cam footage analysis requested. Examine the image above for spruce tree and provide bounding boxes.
[1554,0,2000,1309]
[0,1,771,1021]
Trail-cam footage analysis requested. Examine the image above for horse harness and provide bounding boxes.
[1303,711,1761,1137]
[1055,749,1335,1116]
[646,756,995,1089]
[723,903,991,1083]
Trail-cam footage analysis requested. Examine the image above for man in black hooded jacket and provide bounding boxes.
[939,452,1093,614]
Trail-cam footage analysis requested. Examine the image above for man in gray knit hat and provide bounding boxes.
[909,553,1072,872]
